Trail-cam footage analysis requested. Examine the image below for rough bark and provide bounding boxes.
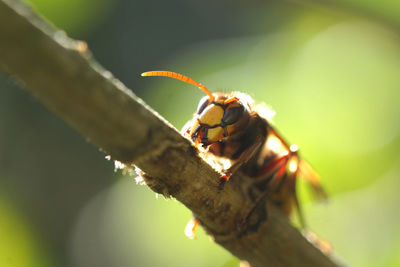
[0,0,340,266]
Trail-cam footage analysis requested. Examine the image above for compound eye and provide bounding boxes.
[196,96,210,114]
[222,105,244,125]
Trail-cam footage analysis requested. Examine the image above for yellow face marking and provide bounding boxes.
[198,105,224,126]
[207,127,224,142]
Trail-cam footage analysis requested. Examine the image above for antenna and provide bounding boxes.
[141,71,215,102]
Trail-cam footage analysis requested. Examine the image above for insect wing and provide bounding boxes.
[298,160,328,202]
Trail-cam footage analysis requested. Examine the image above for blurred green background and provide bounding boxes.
[1,0,400,266]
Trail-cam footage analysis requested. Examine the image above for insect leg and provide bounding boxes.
[282,154,306,228]
[242,159,289,227]
[185,218,200,239]
[267,125,327,201]
[290,174,306,228]
[218,134,264,188]
[255,154,289,178]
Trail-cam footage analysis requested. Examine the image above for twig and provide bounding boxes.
[0,0,339,266]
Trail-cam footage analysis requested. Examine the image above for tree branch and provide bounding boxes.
[0,0,340,266]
